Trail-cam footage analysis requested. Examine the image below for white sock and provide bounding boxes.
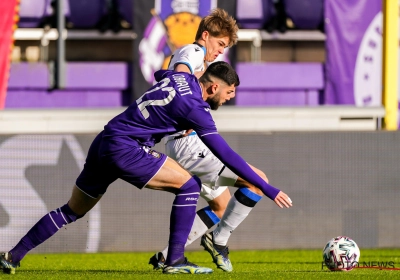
[213,188,262,246]
[161,207,220,258]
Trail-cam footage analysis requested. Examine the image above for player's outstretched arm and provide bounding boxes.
[200,133,290,203]
[274,191,292,208]
[241,165,292,208]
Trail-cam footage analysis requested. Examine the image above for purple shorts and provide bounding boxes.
[76,131,167,198]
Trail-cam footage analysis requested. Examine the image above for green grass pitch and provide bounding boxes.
[3,249,400,279]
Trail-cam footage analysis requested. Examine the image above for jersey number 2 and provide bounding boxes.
[136,77,176,119]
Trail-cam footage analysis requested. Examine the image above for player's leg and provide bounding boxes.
[164,134,267,272]
[169,134,233,231]
[1,132,109,275]
[201,165,266,272]
[183,186,230,245]
[1,186,102,274]
[185,184,231,246]
[204,185,231,219]
[112,140,211,274]
[143,157,213,274]
[150,186,230,270]
[1,193,92,275]
[212,165,266,247]
[149,135,231,270]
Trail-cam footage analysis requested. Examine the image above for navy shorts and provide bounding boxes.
[76,131,167,198]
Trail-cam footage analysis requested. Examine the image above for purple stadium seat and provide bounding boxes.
[235,62,324,106]
[18,0,49,27]
[6,62,128,108]
[282,0,324,30]
[65,62,128,89]
[8,63,49,89]
[5,90,122,108]
[235,90,320,106]
[236,0,275,29]
[67,0,107,28]
[115,0,133,25]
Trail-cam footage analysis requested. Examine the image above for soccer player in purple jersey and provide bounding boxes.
[150,9,293,273]
[1,62,291,275]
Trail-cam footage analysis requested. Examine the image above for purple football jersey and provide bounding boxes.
[103,70,217,147]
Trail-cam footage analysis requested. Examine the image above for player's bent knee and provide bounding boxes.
[254,169,268,183]
[246,185,264,196]
[191,175,202,188]
[260,172,269,183]
[248,164,269,183]
[206,187,230,215]
[179,175,202,193]
[234,178,265,196]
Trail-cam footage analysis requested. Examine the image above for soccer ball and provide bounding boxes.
[323,236,360,271]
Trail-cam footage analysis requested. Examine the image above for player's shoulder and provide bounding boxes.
[154,69,173,82]
[176,43,205,56]
[154,70,200,93]
[155,69,194,81]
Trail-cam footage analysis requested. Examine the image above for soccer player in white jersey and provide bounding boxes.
[149,8,293,272]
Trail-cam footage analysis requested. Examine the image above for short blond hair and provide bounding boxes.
[195,8,239,47]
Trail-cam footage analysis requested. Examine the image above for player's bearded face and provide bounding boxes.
[206,83,235,110]
[207,91,222,110]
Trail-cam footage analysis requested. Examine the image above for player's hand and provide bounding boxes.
[274,191,292,208]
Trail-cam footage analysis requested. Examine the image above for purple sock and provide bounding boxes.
[165,176,201,266]
[10,203,80,263]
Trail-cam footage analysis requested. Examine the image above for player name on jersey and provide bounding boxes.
[173,74,193,96]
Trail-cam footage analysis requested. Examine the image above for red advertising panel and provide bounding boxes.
[0,0,18,109]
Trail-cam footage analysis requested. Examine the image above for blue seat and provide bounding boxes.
[282,0,324,30]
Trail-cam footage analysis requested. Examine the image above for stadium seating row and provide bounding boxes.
[18,0,324,31]
[6,62,128,108]
[237,0,324,31]
[19,0,132,30]
[235,62,323,106]
[11,0,325,108]
[6,62,323,108]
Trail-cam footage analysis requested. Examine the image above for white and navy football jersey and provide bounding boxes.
[167,43,206,73]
